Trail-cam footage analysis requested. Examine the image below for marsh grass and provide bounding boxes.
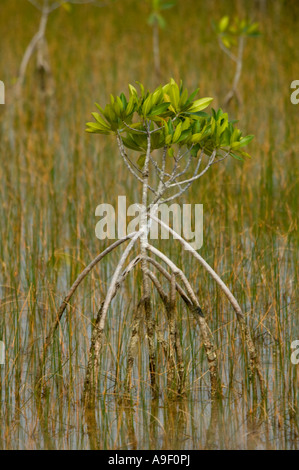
[0,0,298,449]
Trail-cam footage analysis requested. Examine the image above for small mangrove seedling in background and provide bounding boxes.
[214,16,260,106]
[147,0,176,81]
[39,78,265,405]
[16,0,110,98]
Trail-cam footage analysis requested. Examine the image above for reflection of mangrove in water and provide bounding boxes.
[81,393,298,450]
[1,354,298,449]
[84,397,191,450]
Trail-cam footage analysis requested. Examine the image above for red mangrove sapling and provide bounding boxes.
[39,78,265,404]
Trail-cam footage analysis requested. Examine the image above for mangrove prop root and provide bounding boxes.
[146,270,180,397]
[83,250,141,406]
[146,244,219,396]
[125,297,145,393]
[150,214,265,397]
[36,233,137,390]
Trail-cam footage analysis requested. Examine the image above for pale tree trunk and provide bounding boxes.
[152,20,161,82]
[140,127,158,395]
[224,36,244,106]
[15,5,50,98]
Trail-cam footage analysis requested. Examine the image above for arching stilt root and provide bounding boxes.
[82,235,142,406]
[149,214,265,399]
[35,233,137,394]
[38,215,264,406]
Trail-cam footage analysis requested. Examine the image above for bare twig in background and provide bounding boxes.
[222,36,244,106]
[16,0,111,98]
[15,3,50,97]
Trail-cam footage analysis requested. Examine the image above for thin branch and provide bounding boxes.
[122,121,147,134]
[168,149,216,188]
[150,154,169,187]
[172,151,193,180]
[144,255,193,309]
[112,255,141,297]
[147,147,202,208]
[211,152,230,165]
[162,149,204,203]
[117,134,146,183]
[161,145,167,175]
[149,114,180,134]
[218,38,238,62]
[146,243,199,307]
[145,269,168,304]
[117,134,157,194]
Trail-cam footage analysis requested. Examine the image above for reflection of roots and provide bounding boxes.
[37,215,265,407]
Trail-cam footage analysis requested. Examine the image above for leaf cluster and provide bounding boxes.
[214,16,260,49]
[147,0,176,30]
[86,78,254,162]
